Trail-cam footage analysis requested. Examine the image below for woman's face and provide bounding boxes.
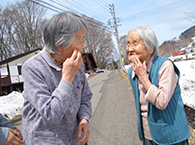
[58,28,86,64]
[126,31,153,64]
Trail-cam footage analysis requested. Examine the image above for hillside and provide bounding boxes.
[159,25,195,57]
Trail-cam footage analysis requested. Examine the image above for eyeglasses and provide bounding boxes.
[126,41,138,49]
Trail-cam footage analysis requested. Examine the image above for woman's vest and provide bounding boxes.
[128,56,190,144]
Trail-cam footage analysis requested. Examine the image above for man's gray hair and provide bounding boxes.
[127,25,159,56]
[43,11,88,53]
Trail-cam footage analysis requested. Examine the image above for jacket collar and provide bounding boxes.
[41,47,62,71]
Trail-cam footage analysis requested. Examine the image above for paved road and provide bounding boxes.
[15,70,141,144]
[88,70,141,145]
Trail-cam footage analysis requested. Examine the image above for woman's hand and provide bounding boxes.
[130,56,152,91]
[3,128,24,145]
[130,55,147,78]
[62,49,83,84]
[78,118,90,145]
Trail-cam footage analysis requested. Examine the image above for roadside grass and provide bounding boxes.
[118,69,195,145]
[8,114,22,125]
[87,73,97,80]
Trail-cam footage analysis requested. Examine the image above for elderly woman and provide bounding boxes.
[22,11,92,145]
[126,25,190,145]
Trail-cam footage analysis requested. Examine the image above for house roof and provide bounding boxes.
[0,48,42,65]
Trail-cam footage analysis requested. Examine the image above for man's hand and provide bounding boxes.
[78,118,90,145]
[62,49,83,83]
[3,128,24,145]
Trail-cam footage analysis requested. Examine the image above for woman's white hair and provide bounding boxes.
[127,25,159,56]
[43,11,88,53]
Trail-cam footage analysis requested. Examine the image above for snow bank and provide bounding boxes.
[175,59,195,109]
[0,91,24,120]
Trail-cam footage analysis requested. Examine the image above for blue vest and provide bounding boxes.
[128,56,190,144]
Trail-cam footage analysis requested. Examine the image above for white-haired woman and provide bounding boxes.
[22,11,92,145]
[126,25,190,145]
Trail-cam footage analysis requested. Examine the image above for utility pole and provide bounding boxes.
[108,3,123,70]
[0,72,1,96]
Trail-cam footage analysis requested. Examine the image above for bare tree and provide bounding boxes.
[0,7,13,61]
[82,17,116,69]
[0,0,46,61]
[9,0,46,54]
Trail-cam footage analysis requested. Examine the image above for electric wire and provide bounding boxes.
[42,0,111,31]
[28,0,60,13]
[28,0,113,33]
[61,0,108,20]
[96,0,109,8]
[99,0,109,6]
[93,0,109,12]
[125,0,195,20]
[47,0,79,14]
[49,0,111,30]
[118,0,195,32]
[36,0,100,24]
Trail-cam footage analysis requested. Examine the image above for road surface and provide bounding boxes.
[88,70,141,145]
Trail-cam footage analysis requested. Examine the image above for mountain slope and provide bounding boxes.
[159,25,195,57]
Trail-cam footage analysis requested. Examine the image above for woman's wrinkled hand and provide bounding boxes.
[78,118,90,145]
[130,56,147,78]
[130,56,152,91]
[62,49,83,83]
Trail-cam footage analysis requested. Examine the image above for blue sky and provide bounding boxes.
[1,0,195,46]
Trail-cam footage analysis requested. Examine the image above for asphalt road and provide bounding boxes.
[14,70,141,144]
[88,70,141,145]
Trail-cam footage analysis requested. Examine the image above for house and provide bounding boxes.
[172,50,185,57]
[82,53,97,73]
[0,49,97,95]
[0,48,41,95]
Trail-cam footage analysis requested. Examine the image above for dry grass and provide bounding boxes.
[87,73,97,80]
[118,69,133,94]
[189,126,195,145]
[118,69,195,145]
[9,114,22,125]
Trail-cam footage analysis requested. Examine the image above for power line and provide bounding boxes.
[47,0,78,14]
[93,0,109,12]
[125,0,195,20]
[99,0,109,6]
[117,0,195,31]
[28,0,60,13]
[147,13,192,26]
[61,0,108,20]
[43,0,110,30]
[28,0,113,33]
[38,0,113,32]
[96,0,109,8]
